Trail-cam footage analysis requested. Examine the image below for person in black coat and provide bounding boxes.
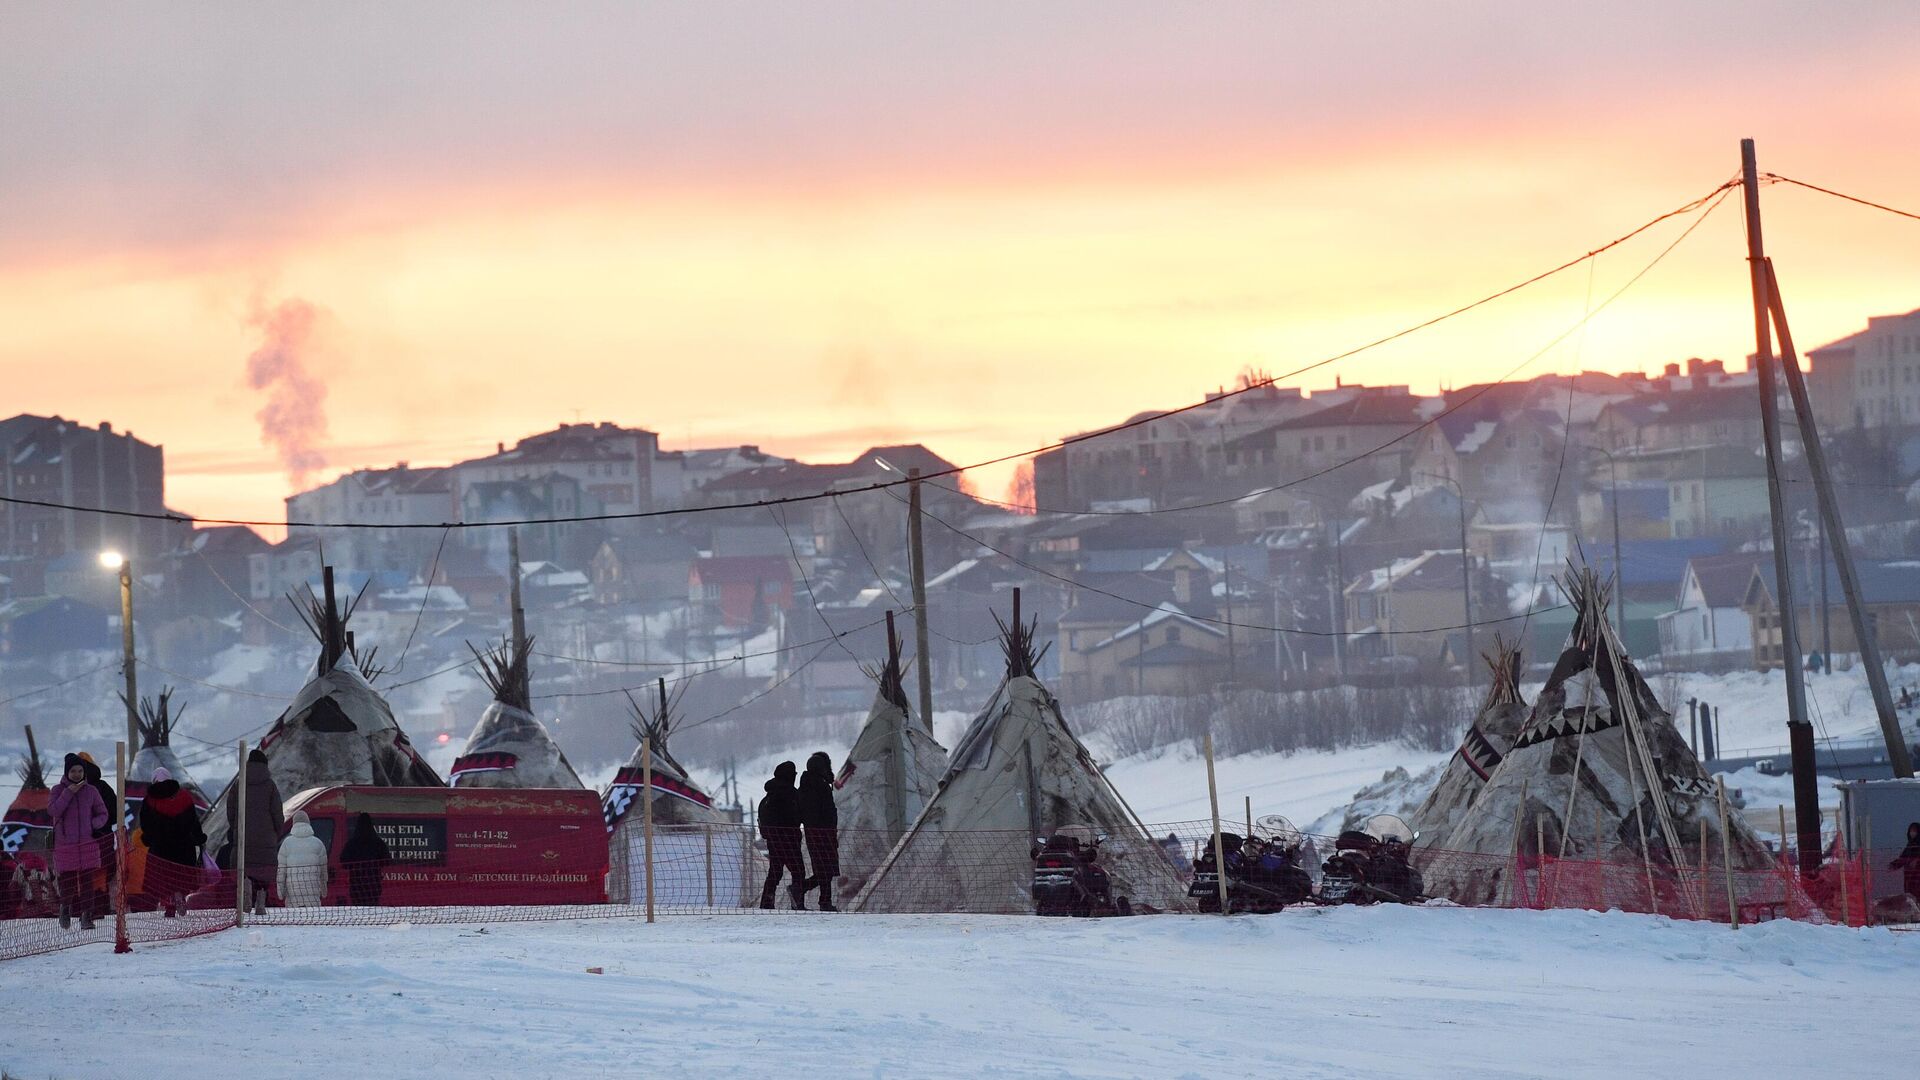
[340,812,390,906]
[137,767,205,916]
[1891,821,1920,901]
[757,761,806,910]
[798,751,841,911]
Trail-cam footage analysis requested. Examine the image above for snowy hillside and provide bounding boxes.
[3,909,1914,1079]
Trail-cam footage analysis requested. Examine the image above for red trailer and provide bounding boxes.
[279,786,608,907]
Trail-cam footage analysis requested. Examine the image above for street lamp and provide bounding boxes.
[1415,472,1475,697]
[100,551,137,757]
[1579,444,1626,642]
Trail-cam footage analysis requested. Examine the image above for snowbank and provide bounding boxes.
[2,909,1912,1079]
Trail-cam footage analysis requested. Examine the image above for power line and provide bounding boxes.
[1765,173,1920,224]
[0,178,1741,535]
[936,182,1737,521]
[0,662,115,707]
[387,526,452,675]
[896,489,1571,638]
[532,614,892,669]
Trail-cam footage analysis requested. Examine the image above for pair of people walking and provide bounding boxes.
[758,752,840,911]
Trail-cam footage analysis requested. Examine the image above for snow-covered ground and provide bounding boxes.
[1103,741,1451,828]
[4,908,1914,1079]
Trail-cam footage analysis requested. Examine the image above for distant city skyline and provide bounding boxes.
[3,3,1916,526]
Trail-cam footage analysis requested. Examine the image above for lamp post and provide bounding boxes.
[100,552,137,756]
[1416,472,1475,696]
[1581,444,1626,641]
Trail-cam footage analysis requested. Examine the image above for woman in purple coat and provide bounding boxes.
[49,753,109,930]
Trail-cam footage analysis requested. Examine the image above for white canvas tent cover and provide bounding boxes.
[1409,640,1528,850]
[204,655,443,856]
[852,674,1188,914]
[1423,570,1774,910]
[449,638,583,790]
[601,690,738,905]
[834,676,949,899]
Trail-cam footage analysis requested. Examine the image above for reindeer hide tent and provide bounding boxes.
[2,727,52,861]
[853,610,1186,914]
[1408,639,1528,851]
[1422,569,1775,914]
[833,622,949,898]
[449,636,583,790]
[204,571,442,857]
[127,688,212,817]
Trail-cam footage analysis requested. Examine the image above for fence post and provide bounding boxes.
[1534,819,1547,909]
[114,740,130,954]
[1715,777,1739,929]
[1508,780,1529,909]
[1838,821,1852,927]
[1858,812,1871,928]
[1203,731,1228,916]
[704,823,715,908]
[642,738,655,924]
[1244,795,1252,838]
[234,740,248,928]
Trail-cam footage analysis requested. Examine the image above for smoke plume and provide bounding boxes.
[244,298,330,487]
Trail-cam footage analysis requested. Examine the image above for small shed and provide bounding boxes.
[1837,777,1920,918]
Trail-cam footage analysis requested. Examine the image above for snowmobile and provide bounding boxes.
[1031,832,1130,917]
[1317,815,1425,905]
[1190,822,1314,913]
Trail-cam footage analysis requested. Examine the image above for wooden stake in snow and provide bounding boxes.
[235,740,248,928]
[113,740,129,954]
[1715,777,1739,929]
[1245,795,1252,838]
[1778,805,1789,865]
[642,737,655,924]
[1205,731,1228,916]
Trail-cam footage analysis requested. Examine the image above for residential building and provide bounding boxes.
[1072,605,1230,698]
[1743,558,1920,669]
[1657,553,1768,669]
[0,414,168,563]
[1591,386,1763,454]
[689,555,793,631]
[450,422,659,518]
[590,532,699,605]
[1816,307,1920,430]
[1664,446,1769,540]
[1342,549,1482,665]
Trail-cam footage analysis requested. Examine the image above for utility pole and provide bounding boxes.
[1817,514,1831,671]
[1765,258,1913,778]
[1741,137,1822,874]
[907,469,934,733]
[1222,559,1237,686]
[113,556,137,758]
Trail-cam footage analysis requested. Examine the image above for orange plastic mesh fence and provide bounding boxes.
[5,824,1912,962]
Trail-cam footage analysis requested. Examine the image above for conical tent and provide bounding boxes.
[1423,568,1775,913]
[1408,639,1527,850]
[204,569,443,857]
[449,636,583,789]
[125,688,212,820]
[2,726,52,860]
[834,615,949,898]
[601,679,734,905]
[853,607,1187,914]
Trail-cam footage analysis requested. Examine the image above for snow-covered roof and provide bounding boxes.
[1089,605,1227,650]
[1453,420,1498,455]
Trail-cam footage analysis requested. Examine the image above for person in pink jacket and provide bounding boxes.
[49,753,109,930]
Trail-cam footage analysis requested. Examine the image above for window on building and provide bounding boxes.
[1166,625,1182,643]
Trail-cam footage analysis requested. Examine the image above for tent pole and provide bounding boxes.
[1715,777,1739,929]
[1204,731,1229,915]
[642,738,655,924]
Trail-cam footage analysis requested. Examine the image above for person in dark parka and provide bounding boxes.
[797,751,841,911]
[138,766,205,916]
[758,760,807,910]
[340,812,390,906]
[1890,821,1920,901]
[225,748,284,914]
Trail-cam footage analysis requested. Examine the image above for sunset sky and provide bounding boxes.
[3,3,1917,527]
